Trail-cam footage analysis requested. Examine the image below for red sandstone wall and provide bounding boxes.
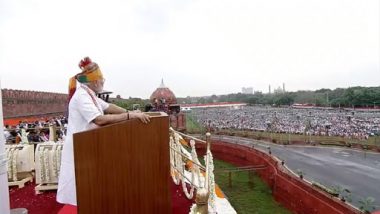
[196,141,361,214]
[169,113,186,131]
[177,113,186,131]
[1,89,67,118]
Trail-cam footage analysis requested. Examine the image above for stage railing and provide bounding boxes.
[169,128,216,213]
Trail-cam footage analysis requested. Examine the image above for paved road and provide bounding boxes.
[212,135,380,209]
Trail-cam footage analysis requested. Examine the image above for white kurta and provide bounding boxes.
[57,84,109,206]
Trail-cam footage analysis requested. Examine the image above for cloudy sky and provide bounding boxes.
[0,0,379,98]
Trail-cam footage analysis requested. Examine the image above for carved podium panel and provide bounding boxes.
[73,112,171,214]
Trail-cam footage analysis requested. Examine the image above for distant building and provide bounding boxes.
[150,79,177,106]
[274,86,284,94]
[149,79,185,131]
[242,87,253,94]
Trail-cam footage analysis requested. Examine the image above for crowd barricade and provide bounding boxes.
[5,144,34,188]
[34,142,63,194]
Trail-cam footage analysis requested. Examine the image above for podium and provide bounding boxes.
[73,112,171,214]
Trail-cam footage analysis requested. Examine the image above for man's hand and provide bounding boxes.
[131,112,150,124]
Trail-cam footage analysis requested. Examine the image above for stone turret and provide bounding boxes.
[150,79,177,105]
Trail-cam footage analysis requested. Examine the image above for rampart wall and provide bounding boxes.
[196,141,361,214]
[1,89,67,119]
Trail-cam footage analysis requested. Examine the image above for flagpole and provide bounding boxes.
[0,79,10,214]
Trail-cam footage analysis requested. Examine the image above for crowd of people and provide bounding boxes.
[191,106,380,140]
[3,116,67,144]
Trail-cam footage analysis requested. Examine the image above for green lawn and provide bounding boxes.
[214,159,291,214]
[217,129,380,147]
[185,112,205,134]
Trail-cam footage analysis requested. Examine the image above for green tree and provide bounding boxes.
[175,86,380,107]
[359,197,376,214]
[274,93,295,106]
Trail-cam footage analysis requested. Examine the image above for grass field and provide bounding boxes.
[185,112,206,134]
[214,159,291,214]
[217,129,380,147]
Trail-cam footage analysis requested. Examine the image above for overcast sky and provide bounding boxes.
[0,0,379,99]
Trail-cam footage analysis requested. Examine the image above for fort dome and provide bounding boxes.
[150,79,177,105]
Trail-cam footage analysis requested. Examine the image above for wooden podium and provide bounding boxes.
[73,112,171,214]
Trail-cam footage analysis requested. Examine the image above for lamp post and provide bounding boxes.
[305,111,312,144]
[266,121,272,141]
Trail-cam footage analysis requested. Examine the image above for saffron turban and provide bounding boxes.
[68,57,104,102]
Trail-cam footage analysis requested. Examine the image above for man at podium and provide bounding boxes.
[57,57,150,206]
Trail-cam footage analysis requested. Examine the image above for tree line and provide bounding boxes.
[111,97,150,111]
[177,86,380,107]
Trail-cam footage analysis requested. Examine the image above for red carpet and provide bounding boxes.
[9,181,193,214]
[9,182,63,214]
